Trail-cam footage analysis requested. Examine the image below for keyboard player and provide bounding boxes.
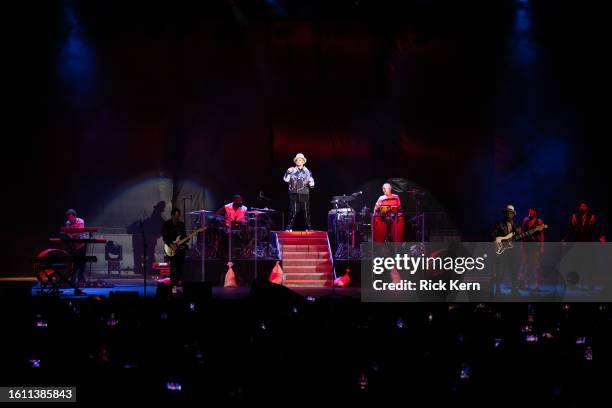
[64,209,88,285]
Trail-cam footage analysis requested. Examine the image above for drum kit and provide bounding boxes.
[188,207,280,260]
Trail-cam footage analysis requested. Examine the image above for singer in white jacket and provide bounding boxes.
[283,153,315,231]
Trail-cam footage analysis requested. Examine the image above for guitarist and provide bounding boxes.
[519,207,545,292]
[162,208,187,287]
[490,204,521,296]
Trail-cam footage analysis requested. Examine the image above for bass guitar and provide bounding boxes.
[164,227,205,257]
[494,224,548,255]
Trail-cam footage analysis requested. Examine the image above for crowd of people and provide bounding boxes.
[3,282,607,406]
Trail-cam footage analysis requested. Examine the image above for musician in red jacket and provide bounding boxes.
[519,207,545,291]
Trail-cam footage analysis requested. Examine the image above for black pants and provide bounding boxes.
[71,246,87,285]
[170,251,186,286]
[492,250,518,295]
[288,193,311,230]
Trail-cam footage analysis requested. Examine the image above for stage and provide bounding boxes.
[0,276,605,302]
[4,0,611,404]
[27,279,362,300]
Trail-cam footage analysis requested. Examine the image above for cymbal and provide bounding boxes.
[330,195,356,203]
[248,207,278,213]
[187,209,217,215]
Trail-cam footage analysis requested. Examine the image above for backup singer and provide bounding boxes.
[564,201,606,243]
[563,201,606,290]
[283,153,315,231]
[519,207,545,292]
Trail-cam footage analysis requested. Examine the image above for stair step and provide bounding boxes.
[280,245,329,252]
[282,259,331,267]
[284,272,331,280]
[284,265,332,273]
[278,238,329,245]
[284,279,332,288]
[282,251,330,259]
[276,231,328,238]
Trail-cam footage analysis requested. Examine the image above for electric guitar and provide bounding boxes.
[164,227,205,257]
[494,224,548,255]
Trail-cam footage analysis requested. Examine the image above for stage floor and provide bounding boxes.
[23,278,362,299]
[1,277,606,301]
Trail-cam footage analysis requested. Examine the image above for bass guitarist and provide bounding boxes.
[490,204,521,296]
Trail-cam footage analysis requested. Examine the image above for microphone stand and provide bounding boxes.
[326,195,357,299]
[182,195,193,225]
[140,220,147,298]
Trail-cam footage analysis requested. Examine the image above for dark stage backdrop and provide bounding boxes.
[6,0,610,276]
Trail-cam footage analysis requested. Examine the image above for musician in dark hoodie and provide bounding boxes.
[162,208,187,287]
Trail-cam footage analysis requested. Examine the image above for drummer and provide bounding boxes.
[216,195,249,258]
[217,195,248,227]
[374,183,402,214]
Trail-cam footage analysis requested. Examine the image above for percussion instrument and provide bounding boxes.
[248,207,279,213]
[376,204,400,216]
[372,213,405,243]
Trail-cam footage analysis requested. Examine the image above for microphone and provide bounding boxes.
[352,191,363,197]
[259,190,272,202]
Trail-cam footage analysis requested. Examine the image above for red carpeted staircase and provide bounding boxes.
[276,231,333,287]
